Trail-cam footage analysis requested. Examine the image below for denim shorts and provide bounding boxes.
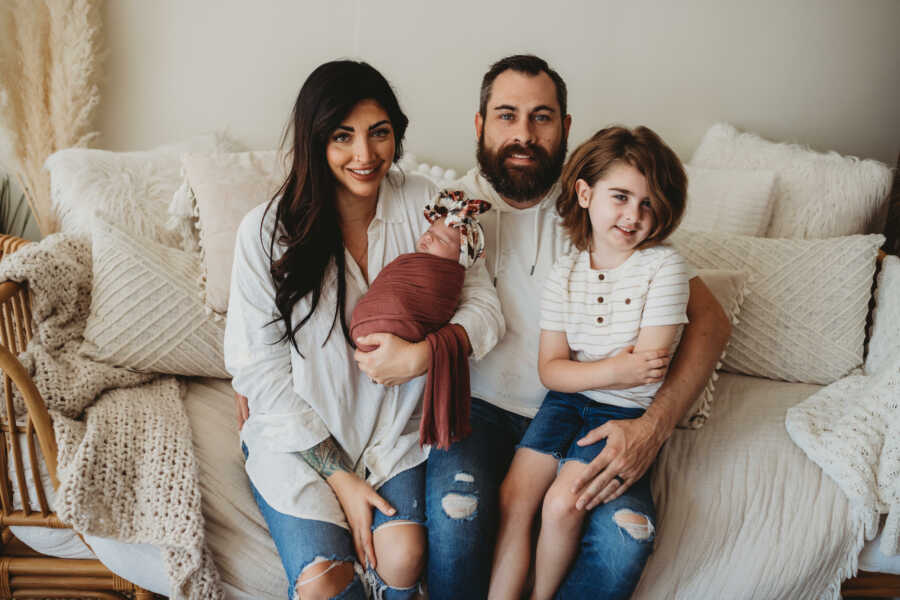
[242,443,426,600]
[518,391,645,465]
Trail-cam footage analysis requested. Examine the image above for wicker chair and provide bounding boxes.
[0,234,156,599]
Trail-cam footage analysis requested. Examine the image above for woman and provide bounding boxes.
[224,61,503,600]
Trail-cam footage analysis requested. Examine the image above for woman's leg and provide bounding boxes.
[530,461,590,600]
[369,463,428,599]
[487,448,559,600]
[243,443,365,600]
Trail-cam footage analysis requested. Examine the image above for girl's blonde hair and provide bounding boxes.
[557,126,687,251]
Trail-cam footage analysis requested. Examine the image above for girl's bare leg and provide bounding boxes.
[487,448,559,600]
[531,460,591,600]
[373,521,427,596]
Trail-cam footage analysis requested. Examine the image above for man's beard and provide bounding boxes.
[477,133,566,204]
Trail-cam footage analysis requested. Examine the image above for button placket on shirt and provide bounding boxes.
[593,271,611,327]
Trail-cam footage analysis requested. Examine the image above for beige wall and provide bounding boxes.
[99,0,900,171]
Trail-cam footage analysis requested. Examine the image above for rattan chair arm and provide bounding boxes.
[0,347,58,490]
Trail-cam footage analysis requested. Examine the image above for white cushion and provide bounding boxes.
[678,269,748,429]
[671,231,884,384]
[44,133,241,247]
[690,123,892,239]
[681,166,776,236]
[175,151,286,314]
[81,217,228,377]
[866,254,900,375]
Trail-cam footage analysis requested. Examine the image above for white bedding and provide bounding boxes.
[9,374,900,598]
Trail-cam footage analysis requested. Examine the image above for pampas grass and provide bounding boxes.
[0,0,103,236]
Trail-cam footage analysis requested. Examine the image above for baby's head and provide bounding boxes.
[557,126,687,253]
[422,190,492,268]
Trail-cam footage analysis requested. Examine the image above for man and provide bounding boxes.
[423,55,730,599]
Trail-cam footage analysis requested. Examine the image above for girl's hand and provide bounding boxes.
[608,346,671,387]
[354,333,430,386]
[326,471,396,568]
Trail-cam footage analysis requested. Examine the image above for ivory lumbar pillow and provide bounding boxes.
[178,151,286,315]
[690,123,892,239]
[681,166,776,237]
[81,216,229,378]
[678,268,749,429]
[671,231,884,384]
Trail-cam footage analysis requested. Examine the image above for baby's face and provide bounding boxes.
[416,219,461,261]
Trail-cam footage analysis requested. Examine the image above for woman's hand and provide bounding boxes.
[354,333,430,386]
[607,346,671,387]
[234,393,249,430]
[326,471,396,568]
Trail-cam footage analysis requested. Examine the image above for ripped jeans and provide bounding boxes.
[244,444,425,600]
[425,396,655,600]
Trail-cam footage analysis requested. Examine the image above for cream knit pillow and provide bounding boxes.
[866,255,900,376]
[690,123,892,239]
[678,269,748,429]
[671,231,884,384]
[81,217,229,378]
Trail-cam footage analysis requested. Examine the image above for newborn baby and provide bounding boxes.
[350,189,491,449]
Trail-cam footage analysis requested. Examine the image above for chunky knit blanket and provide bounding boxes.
[0,234,223,599]
[786,350,900,561]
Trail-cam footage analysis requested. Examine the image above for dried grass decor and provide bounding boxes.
[0,0,104,236]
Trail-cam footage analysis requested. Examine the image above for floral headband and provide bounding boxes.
[423,189,492,268]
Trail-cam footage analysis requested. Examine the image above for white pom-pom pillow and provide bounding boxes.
[690,123,892,239]
[681,166,776,236]
[671,231,884,384]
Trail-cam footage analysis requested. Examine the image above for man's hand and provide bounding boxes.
[354,333,430,386]
[234,393,249,430]
[608,346,671,387]
[327,471,396,568]
[570,413,665,510]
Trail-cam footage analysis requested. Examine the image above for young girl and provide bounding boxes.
[487,126,689,600]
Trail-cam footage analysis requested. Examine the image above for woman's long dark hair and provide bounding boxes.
[263,60,409,353]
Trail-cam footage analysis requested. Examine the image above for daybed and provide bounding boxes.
[0,125,898,599]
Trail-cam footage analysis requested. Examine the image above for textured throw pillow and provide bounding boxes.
[866,254,900,376]
[81,217,229,378]
[678,268,748,429]
[671,231,884,384]
[681,166,776,236]
[690,123,893,239]
[44,133,241,248]
[178,151,286,314]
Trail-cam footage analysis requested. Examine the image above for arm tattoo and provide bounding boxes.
[299,436,352,478]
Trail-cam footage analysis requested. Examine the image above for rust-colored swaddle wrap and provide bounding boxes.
[350,253,470,449]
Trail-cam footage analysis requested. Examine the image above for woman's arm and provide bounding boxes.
[537,330,671,393]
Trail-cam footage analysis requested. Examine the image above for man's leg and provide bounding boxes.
[554,472,656,600]
[425,398,526,600]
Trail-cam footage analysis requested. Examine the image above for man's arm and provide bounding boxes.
[570,277,731,509]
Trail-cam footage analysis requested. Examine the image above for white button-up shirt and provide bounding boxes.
[224,171,504,523]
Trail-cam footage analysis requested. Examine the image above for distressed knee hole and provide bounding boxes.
[613,509,655,540]
[454,472,474,483]
[294,557,354,599]
[373,519,422,533]
[441,492,478,519]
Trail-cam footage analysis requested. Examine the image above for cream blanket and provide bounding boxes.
[0,234,224,599]
[787,351,900,558]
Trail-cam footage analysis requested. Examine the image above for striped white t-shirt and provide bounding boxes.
[540,244,690,409]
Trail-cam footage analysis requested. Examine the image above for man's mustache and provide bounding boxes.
[499,143,550,164]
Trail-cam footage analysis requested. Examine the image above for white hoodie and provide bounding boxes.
[457,168,573,417]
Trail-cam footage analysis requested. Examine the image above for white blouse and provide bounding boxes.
[224,171,504,525]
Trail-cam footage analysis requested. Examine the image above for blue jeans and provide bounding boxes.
[425,396,656,600]
[243,444,425,600]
